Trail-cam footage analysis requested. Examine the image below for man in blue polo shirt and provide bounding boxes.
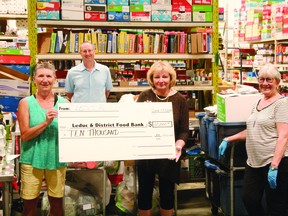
[65,42,113,103]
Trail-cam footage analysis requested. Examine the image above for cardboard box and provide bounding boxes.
[107,12,130,21]
[62,10,84,20]
[0,55,30,65]
[3,65,30,75]
[172,11,191,22]
[130,5,151,12]
[0,79,30,97]
[37,10,60,20]
[0,95,22,112]
[151,10,172,22]
[130,0,150,5]
[85,0,107,4]
[130,12,151,21]
[36,2,61,10]
[107,0,129,5]
[84,12,106,20]
[61,0,84,11]
[84,4,106,12]
[108,5,129,12]
[217,93,262,122]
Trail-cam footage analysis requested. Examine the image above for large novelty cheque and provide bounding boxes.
[58,102,176,162]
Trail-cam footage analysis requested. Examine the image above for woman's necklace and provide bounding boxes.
[154,93,170,102]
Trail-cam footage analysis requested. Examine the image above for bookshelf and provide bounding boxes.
[28,0,219,103]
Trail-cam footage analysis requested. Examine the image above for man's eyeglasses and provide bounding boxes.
[258,77,274,83]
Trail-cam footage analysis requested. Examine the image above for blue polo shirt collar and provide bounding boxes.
[79,61,101,72]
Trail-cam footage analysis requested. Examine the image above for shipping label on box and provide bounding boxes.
[0,79,30,97]
[84,12,107,21]
[107,12,130,21]
[217,93,262,122]
[37,10,60,20]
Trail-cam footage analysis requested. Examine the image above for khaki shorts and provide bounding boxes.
[20,164,67,200]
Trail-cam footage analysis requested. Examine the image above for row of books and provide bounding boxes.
[40,30,212,54]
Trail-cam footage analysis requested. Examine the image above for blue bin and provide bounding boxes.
[219,172,248,216]
[204,116,217,159]
[196,113,208,153]
[214,121,247,167]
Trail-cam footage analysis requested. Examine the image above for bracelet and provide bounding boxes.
[270,166,278,171]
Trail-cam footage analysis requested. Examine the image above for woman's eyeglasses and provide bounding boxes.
[258,77,274,83]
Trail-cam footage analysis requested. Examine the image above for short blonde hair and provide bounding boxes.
[258,63,281,82]
[34,62,56,78]
[146,60,176,89]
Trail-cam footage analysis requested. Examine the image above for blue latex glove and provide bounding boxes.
[268,167,278,189]
[218,139,229,159]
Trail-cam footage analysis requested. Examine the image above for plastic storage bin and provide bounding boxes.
[214,121,247,167]
[204,116,217,159]
[219,172,248,216]
[196,113,208,153]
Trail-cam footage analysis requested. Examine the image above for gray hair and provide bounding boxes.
[258,63,281,82]
[34,62,56,78]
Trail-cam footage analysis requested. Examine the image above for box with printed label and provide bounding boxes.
[192,11,212,22]
[0,55,30,64]
[84,4,106,12]
[172,11,191,22]
[151,0,171,4]
[130,5,151,12]
[0,79,30,97]
[172,4,192,12]
[192,5,212,12]
[0,96,22,112]
[62,10,84,20]
[84,12,107,21]
[151,4,171,11]
[61,0,84,11]
[3,65,30,75]
[151,10,171,22]
[107,5,129,12]
[217,93,262,122]
[37,10,60,20]
[36,2,61,10]
[0,48,27,55]
[130,0,150,5]
[130,12,151,21]
[192,0,212,4]
[172,0,191,6]
[107,0,129,5]
[107,12,130,21]
[85,0,106,4]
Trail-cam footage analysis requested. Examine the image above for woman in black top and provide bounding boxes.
[137,60,189,216]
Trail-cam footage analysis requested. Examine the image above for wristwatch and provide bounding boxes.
[270,166,278,171]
